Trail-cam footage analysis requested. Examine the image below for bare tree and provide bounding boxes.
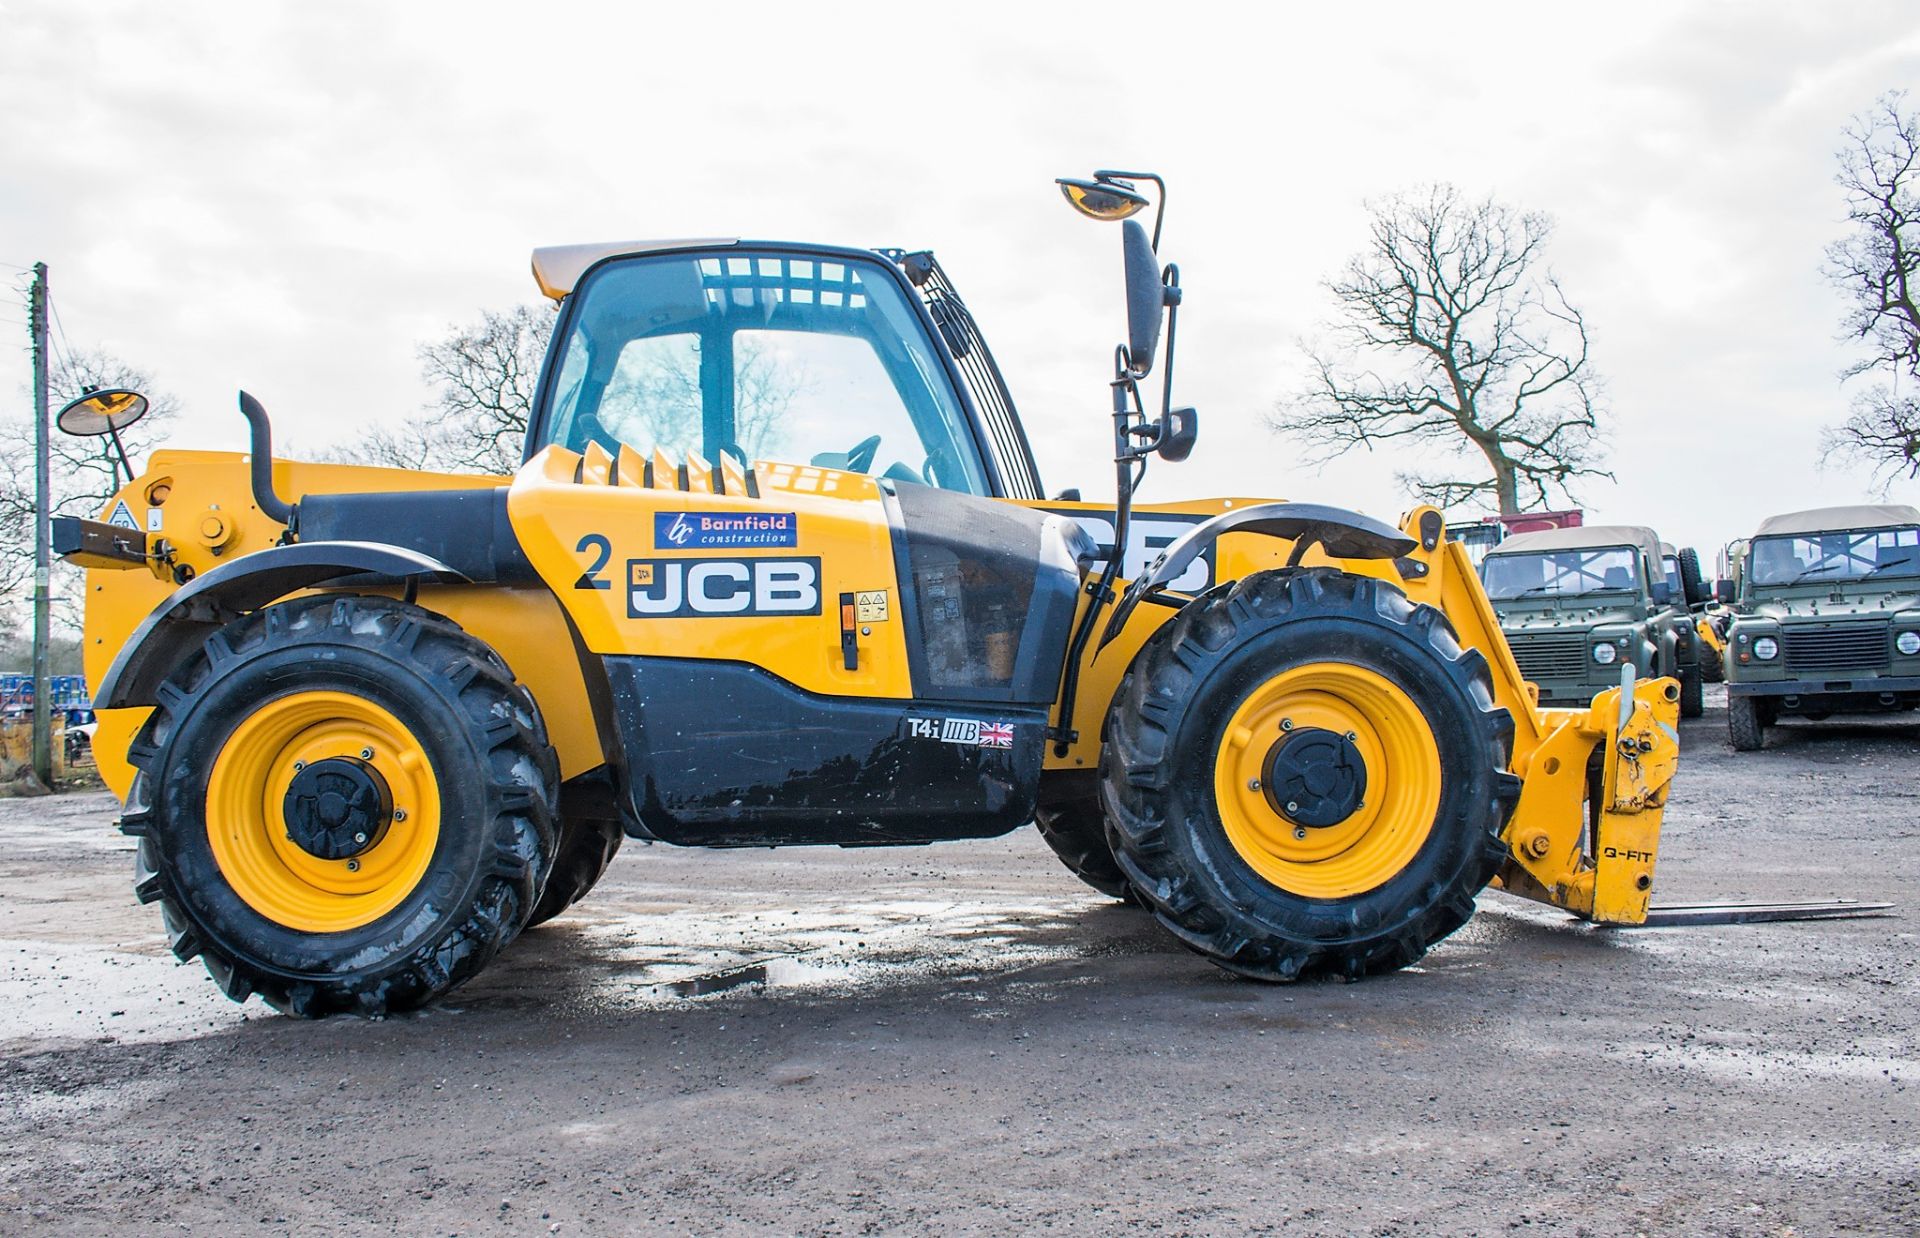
[345,303,804,474]
[1272,185,1607,514]
[1822,92,1920,485]
[598,337,799,463]
[346,304,555,474]
[0,350,176,613]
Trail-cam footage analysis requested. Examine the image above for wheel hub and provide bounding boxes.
[1262,727,1367,828]
[283,757,392,860]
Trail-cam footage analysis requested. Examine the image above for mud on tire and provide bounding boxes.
[123,594,558,1017]
[1101,567,1521,982]
[526,815,623,927]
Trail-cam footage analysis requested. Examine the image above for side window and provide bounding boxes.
[599,334,702,457]
[732,329,970,487]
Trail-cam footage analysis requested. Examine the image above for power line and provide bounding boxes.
[46,293,76,375]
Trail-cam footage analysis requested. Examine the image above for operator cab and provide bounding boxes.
[525,242,1041,500]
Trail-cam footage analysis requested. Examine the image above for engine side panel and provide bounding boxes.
[508,445,1083,708]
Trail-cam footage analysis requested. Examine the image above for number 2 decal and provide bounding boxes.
[574,533,612,590]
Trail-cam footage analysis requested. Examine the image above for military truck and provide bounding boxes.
[1722,504,1920,750]
[1482,525,1706,718]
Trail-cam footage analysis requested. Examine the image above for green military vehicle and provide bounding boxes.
[1721,504,1920,751]
[1481,524,1706,718]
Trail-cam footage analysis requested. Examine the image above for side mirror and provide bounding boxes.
[1157,408,1198,461]
[55,387,149,438]
[55,387,149,484]
[1714,579,1734,604]
[1122,219,1163,376]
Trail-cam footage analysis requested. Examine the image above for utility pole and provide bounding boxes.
[29,262,52,789]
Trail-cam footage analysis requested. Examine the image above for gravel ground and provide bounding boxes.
[1,684,1915,1236]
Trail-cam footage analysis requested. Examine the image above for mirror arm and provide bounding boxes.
[1095,169,1167,250]
[1049,352,1151,755]
[104,423,133,488]
[1157,264,1181,422]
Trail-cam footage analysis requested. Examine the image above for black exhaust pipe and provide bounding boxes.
[238,390,296,527]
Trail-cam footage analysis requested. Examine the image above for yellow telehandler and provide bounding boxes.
[54,171,1680,1016]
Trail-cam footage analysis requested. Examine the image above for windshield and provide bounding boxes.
[1481,547,1641,600]
[1747,526,1920,586]
[539,250,989,494]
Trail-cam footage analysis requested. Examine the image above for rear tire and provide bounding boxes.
[526,815,623,926]
[123,595,558,1017]
[1102,568,1520,982]
[1727,694,1766,751]
[1033,788,1135,902]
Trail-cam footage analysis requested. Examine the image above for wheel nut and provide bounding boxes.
[1344,731,1357,742]
[1285,801,1300,814]
[353,832,367,845]
[359,747,374,760]
[346,859,360,872]
[1280,718,1294,731]
[1247,778,1261,792]
[1293,827,1307,840]
[292,761,306,772]
[393,808,407,822]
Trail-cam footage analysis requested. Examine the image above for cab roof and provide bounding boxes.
[530,238,739,300]
[1486,523,1663,565]
[1753,504,1920,537]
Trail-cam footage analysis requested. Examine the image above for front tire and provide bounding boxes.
[123,595,558,1017]
[1727,694,1767,751]
[1102,568,1520,982]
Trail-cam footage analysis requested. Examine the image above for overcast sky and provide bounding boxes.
[4,1,1917,563]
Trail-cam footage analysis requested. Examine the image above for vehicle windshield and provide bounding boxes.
[538,249,990,494]
[1747,526,1920,586]
[1481,547,1641,600]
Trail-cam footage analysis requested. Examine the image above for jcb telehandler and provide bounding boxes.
[56,172,1681,1017]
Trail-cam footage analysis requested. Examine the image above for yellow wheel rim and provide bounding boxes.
[206,690,441,933]
[1213,663,1441,900]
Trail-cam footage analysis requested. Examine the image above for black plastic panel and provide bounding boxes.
[603,656,1047,846]
[296,488,536,583]
[885,481,1087,706]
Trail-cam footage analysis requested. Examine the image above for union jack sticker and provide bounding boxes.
[907,717,1016,749]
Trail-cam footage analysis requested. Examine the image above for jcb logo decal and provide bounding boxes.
[626,557,822,618]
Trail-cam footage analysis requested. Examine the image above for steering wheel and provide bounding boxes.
[809,434,884,474]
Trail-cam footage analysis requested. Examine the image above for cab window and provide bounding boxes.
[1482,547,1641,599]
[1748,527,1920,585]
[540,251,989,494]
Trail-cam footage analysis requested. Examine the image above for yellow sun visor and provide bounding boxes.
[530,238,738,301]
